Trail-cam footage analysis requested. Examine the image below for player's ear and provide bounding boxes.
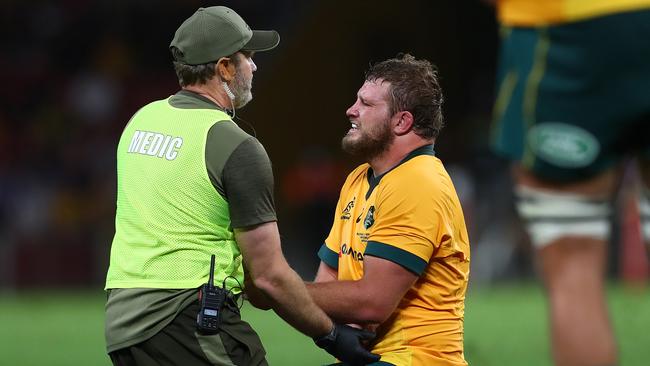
[216,56,236,82]
[394,111,414,136]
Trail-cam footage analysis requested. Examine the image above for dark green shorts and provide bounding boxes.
[109,299,267,366]
[491,9,650,182]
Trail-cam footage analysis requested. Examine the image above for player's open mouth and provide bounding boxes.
[347,122,358,135]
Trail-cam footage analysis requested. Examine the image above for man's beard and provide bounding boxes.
[341,118,394,161]
[231,69,253,109]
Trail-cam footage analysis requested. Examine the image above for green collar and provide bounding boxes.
[366,144,435,199]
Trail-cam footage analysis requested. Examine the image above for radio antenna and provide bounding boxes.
[208,254,215,289]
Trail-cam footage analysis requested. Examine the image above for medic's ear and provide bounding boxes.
[217,57,236,82]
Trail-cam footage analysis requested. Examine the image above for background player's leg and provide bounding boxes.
[514,166,619,366]
[539,237,616,366]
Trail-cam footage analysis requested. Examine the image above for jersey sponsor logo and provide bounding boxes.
[363,206,375,229]
[339,243,364,261]
[527,122,600,168]
[356,232,369,243]
[340,197,355,220]
[127,130,184,161]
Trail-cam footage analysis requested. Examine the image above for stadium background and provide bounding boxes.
[0,0,648,364]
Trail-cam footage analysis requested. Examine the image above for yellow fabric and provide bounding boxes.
[324,154,470,366]
[497,0,650,25]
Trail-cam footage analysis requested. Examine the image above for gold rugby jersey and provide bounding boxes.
[497,0,650,26]
[318,145,470,366]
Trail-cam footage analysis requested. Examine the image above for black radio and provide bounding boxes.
[196,254,226,334]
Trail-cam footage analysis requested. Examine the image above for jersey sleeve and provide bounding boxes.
[317,244,339,269]
[365,179,443,275]
[221,137,277,228]
[318,199,347,269]
[318,171,359,269]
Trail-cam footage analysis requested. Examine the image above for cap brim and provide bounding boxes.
[241,30,280,52]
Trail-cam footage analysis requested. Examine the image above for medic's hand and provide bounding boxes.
[314,324,381,365]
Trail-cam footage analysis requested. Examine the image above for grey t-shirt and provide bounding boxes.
[205,120,277,228]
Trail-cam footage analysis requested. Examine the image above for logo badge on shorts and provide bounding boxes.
[363,206,375,229]
[527,122,600,168]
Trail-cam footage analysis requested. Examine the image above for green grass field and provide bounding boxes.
[0,283,648,365]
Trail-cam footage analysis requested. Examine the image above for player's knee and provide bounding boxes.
[515,185,612,248]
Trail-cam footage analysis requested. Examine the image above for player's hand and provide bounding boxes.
[314,324,381,365]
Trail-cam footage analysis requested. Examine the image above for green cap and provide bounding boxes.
[170,6,280,65]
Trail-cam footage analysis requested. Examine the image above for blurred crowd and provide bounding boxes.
[0,0,539,288]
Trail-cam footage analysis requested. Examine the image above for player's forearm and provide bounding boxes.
[314,261,338,282]
[306,280,388,324]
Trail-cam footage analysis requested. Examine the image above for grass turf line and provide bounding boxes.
[0,283,648,365]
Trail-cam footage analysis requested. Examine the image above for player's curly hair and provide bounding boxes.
[365,53,444,140]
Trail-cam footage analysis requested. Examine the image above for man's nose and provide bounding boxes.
[346,105,357,118]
